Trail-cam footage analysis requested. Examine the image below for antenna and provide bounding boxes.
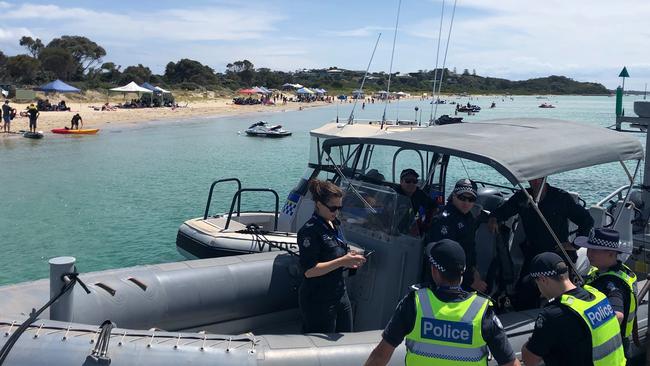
[432,0,458,123]
[381,0,403,130]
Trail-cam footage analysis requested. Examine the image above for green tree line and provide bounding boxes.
[0,35,609,95]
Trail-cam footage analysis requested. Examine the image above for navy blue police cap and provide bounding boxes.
[427,239,466,275]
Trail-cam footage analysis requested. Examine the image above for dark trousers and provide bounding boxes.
[299,290,353,333]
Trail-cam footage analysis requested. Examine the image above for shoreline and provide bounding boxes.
[1,98,332,135]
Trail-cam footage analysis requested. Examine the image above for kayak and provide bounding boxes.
[23,131,43,139]
[51,128,100,135]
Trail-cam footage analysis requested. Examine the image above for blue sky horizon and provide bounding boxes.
[1,0,649,90]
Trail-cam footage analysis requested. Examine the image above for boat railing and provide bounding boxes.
[224,188,279,231]
[204,178,242,220]
[595,184,635,208]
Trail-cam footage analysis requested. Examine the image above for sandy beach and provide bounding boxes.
[2,98,331,134]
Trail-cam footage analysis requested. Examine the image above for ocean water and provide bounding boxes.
[0,95,645,285]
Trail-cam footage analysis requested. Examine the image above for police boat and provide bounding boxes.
[1,118,648,365]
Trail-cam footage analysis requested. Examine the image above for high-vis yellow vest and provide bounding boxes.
[587,264,638,338]
[560,285,626,366]
[405,288,490,365]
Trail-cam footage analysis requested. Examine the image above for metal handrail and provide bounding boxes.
[595,185,634,207]
[224,188,279,231]
[203,178,242,220]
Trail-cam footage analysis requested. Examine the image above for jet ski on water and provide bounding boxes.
[244,121,291,137]
[434,114,463,125]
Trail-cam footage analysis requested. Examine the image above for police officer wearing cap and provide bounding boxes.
[425,179,487,292]
[364,239,519,366]
[522,252,626,366]
[395,168,438,234]
[297,179,366,333]
[575,228,638,353]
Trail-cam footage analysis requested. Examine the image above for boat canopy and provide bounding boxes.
[322,118,644,184]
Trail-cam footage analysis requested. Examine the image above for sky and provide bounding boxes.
[1,0,649,89]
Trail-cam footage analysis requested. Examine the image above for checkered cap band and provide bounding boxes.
[589,236,619,249]
[454,186,476,196]
[429,256,446,272]
[529,270,558,278]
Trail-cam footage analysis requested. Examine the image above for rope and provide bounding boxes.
[348,33,382,125]
[242,224,299,256]
[0,272,91,365]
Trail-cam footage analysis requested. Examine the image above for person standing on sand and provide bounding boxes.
[27,104,39,133]
[1,100,10,133]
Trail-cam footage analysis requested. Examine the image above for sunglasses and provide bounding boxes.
[403,179,418,184]
[456,195,476,203]
[321,202,343,212]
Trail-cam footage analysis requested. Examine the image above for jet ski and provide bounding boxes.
[434,114,463,125]
[244,121,291,138]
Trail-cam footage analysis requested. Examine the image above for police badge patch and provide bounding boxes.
[535,314,544,329]
[440,225,448,235]
[457,222,464,229]
[302,238,310,248]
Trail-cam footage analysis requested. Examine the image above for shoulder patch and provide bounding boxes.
[457,222,464,229]
[535,314,545,329]
[302,238,310,248]
[492,314,503,329]
[440,225,448,235]
[606,281,617,292]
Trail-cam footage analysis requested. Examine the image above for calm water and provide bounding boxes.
[0,95,645,285]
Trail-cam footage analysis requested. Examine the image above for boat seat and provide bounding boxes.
[192,217,247,233]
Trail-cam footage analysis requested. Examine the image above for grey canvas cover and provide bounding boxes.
[322,118,644,184]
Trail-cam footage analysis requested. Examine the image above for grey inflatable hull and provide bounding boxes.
[176,216,297,259]
[0,252,646,365]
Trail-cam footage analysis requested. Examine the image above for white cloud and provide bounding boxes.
[324,26,392,38]
[6,3,283,42]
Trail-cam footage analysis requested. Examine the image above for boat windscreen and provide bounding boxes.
[339,180,417,237]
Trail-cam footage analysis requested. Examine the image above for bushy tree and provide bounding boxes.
[19,36,44,58]
[120,64,152,84]
[165,59,217,85]
[39,47,76,80]
[5,55,41,84]
[47,35,106,74]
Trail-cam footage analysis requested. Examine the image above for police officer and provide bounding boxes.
[488,177,594,309]
[574,228,638,353]
[395,168,438,235]
[364,239,520,366]
[425,179,487,292]
[522,252,626,366]
[297,179,366,333]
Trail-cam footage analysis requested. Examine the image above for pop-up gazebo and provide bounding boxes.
[35,79,81,93]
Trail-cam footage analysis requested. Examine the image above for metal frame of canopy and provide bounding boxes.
[321,118,645,279]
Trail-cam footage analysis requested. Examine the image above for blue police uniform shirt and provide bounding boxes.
[297,214,349,302]
[382,284,515,365]
[526,287,593,366]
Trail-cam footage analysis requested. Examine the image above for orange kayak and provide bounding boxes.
[51,128,100,135]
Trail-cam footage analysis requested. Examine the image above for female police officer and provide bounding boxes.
[298,179,366,333]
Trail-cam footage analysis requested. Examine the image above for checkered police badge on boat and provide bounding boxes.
[281,192,301,217]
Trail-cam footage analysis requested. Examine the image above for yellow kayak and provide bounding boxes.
[51,128,100,135]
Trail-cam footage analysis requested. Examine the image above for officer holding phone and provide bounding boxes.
[364,239,519,366]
